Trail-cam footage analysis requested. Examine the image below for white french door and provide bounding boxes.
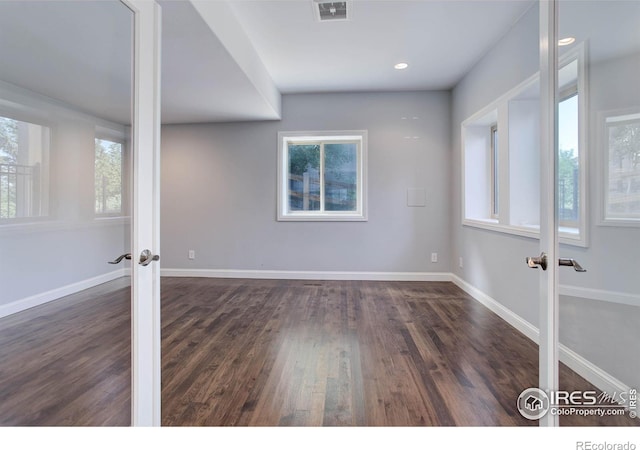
[124,0,162,426]
[0,0,161,426]
[536,0,640,427]
[536,0,561,427]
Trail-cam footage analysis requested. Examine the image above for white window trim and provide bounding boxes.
[461,74,538,234]
[598,108,640,228]
[0,80,131,226]
[461,44,588,247]
[560,43,589,246]
[277,130,368,221]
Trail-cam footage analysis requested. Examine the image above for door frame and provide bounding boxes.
[539,0,560,427]
[122,0,162,426]
[118,0,566,429]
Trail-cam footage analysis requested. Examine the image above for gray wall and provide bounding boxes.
[161,91,451,273]
[0,82,129,307]
[557,50,640,390]
[451,4,541,325]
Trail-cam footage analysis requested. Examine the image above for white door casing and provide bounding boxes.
[538,0,560,427]
[121,0,162,427]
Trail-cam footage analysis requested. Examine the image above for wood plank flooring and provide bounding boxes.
[0,277,636,426]
[0,278,131,426]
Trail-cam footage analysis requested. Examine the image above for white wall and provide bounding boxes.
[161,91,451,274]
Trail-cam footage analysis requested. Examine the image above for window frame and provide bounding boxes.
[461,44,588,247]
[277,130,368,222]
[0,111,51,224]
[599,109,640,227]
[557,46,588,244]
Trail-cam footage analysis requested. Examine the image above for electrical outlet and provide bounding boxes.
[431,252,438,263]
[459,257,464,268]
[188,250,195,260]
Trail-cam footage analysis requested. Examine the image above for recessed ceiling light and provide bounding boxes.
[558,37,576,46]
[394,62,409,70]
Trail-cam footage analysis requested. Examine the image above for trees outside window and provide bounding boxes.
[95,138,123,215]
[277,131,367,221]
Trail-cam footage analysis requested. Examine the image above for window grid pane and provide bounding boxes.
[324,143,358,212]
[287,141,360,214]
[287,144,321,212]
[558,93,579,225]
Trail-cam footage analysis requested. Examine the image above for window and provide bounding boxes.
[0,115,49,221]
[491,124,499,218]
[462,108,499,224]
[277,131,367,221]
[462,45,587,246]
[604,112,640,223]
[95,138,123,215]
[558,91,580,228]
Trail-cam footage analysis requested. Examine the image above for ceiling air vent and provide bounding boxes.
[313,1,351,22]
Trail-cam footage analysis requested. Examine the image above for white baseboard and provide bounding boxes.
[560,284,640,307]
[0,269,127,319]
[450,274,539,342]
[559,344,631,396]
[161,268,452,282]
[450,274,631,397]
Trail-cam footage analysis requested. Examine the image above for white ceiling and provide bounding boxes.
[0,0,132,125]
[229,0,534,93]
[0,0,534,125]
[160,0,282,123]
[1,0,639,125]
[160,0,535,123]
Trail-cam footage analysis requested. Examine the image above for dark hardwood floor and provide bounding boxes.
[0,277,636,426]
[0,278,131,426]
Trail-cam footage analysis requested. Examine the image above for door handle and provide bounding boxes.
[558,258,586,272]
[526,252,547,270]
[525,252,586,272]
[139,249,160,266]
[109,253,132,264]
[109,251,160,266]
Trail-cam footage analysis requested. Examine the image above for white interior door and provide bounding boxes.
[0,0,161,426]
[536,0,561,428]
[534,0,640,427]
[555,0,640,426]
[125,0,162,426]
[0,0,135,425]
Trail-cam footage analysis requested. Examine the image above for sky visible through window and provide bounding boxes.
[559,95,578,156]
